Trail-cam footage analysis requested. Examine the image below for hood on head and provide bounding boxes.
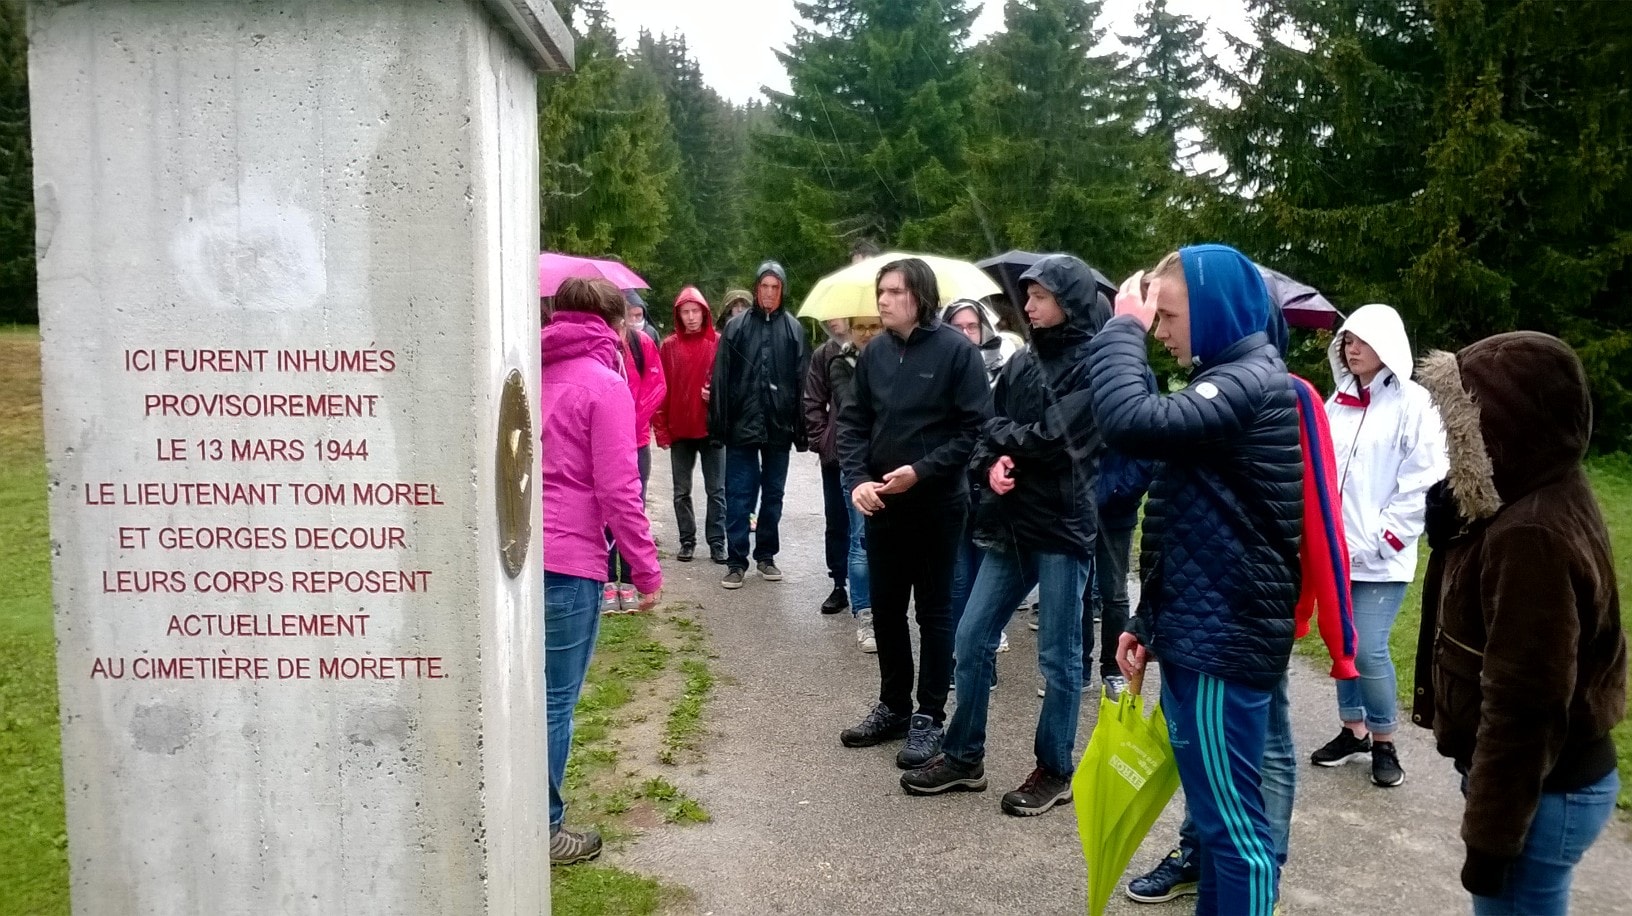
[541,310,622,371]
[671,286,716,340]
[940,299,998,347]
[1017,254,1114,342]
[1180,244,1272,366]
[1417,331,1590,515]
[1329,303,1413,390]
[718,288,753,328]
[755,260,788,288]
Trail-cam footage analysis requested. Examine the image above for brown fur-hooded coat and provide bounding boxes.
[1412,332,1626,897]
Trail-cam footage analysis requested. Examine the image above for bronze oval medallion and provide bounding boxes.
[495,369,534,578]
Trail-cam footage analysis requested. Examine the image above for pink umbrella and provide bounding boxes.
[538,252,650,297]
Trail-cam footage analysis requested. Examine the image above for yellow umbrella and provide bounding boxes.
[798,251,1003,321]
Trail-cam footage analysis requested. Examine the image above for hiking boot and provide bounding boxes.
[721,568,745,590]
[901,754,987,795]
[821,585,849,615]
[677,544,695,562]
[840,702,909,747]
[1310,728,1372,766]
[895,714,943,769]
[757,561,783,581]
[1001,766,1073,816]
[599,584,619,614]
[1126,846,1200,903]
[549,825,603,866]
[1102,675,1128,701]
[1371,740,1405,787]
[710,545,728,564]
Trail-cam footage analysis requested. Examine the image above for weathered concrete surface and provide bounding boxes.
[618,452,1632,914]
[31,2,567,912]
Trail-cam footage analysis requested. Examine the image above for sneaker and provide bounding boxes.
[840,702,909,748]
[896,714,943,769]
[1028,608,1040,632]
[721,568,745,590]
[901,754,987,795]
[857,621,877,654]
[549,825,603,866]
[1001,766,1073,816]
[677,544,695,562]
[617,586,637,610]
[1102,675,1128,701]
[1126,846,1200,903]
[821,585,849,615]
[997,631,1011,653]
[710,545,728,564]
[757,561,783,581]
[599,584,619,614]
[1371,740,1405,787]
[1310,728,1372,767]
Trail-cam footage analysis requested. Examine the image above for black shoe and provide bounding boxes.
[1310,728,1372,766]
[1371,740,1405,787]
[895,714,943,769]
[721,568,745,590]
[1126,846,1200,903]
[1000,766,1073,816]
[840,702,910,748]
[821,585,849,615]
[710,546,728,564]
[901,754,987,795]
[677,544,695,562]
[757,561,783,581]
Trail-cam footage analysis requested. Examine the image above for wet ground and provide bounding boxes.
[610,453,1632,915]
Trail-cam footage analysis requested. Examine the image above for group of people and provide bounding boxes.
[535,241,1626,916]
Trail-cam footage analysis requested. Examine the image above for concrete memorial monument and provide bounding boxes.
[29,1,572,912]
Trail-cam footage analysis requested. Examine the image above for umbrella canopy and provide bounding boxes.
[799,251,1002,322]
[538,252,649,297]
[975,249,1043,306]
[1258,265,1342,330]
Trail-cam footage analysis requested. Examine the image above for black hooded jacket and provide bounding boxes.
[708,266,810,450]
[969,256,1112,559]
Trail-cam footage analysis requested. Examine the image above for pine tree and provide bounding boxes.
[1119,0,1207,256]
[0,2,34,323]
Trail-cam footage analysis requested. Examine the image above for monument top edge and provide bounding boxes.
[482,0,575,73]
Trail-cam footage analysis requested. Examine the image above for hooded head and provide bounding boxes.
[717,288,753,329]
[1016,254,1114,358]
[942,299,996,348]
[672,286,716,340]
[1417,331,1591,517]
[1170,244,1273,367]
[1329,303,1413,393]
[754,260,788,313]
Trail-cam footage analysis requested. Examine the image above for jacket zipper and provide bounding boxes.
[1437,628,1485,658]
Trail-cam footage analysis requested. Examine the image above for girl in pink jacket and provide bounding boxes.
[540,277,662,866]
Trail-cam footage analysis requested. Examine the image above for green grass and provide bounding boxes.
[550,865,675,916]
[660,658,715,765]
[1300,454,1632,809]
[0,327,68,914]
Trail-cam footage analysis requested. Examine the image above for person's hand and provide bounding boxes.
[700,383,711,403]
[1116,632,1148,688]
[988,456,1016,495]
[852,481,885,516]
[637,589,662,612]
[878,465,919,495]
[1461,849,1513,898]
[1116,270,1156,331]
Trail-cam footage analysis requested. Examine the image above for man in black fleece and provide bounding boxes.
[837,258,993,761]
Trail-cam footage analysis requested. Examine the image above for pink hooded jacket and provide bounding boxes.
[622,329,666,448]
[541,312,662,594]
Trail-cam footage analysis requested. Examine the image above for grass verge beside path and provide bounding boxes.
[1298,454,1632,810]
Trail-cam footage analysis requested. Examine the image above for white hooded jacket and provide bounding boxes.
[1325,303,1449,582]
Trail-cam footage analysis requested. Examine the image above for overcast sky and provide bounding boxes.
[603,0,1252,105]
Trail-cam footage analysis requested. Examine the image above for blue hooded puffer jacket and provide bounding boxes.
[1086,244,1303,691]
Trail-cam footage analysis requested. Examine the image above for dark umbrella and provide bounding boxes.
[1258,266,1343,330]
[977,249,1119,311]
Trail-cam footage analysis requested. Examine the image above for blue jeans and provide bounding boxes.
[1336,580,1408,733]
[1164,662,1279,916]
[1179,671,1295,864]
[947,512,984,632]
[544,572,603,830]
[944,545,1088,776]
[1469,769,1620,916]
[846,502,871,615]
[724,445,790,570]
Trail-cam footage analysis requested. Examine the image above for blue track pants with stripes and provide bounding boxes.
[1161,661,1279,916]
